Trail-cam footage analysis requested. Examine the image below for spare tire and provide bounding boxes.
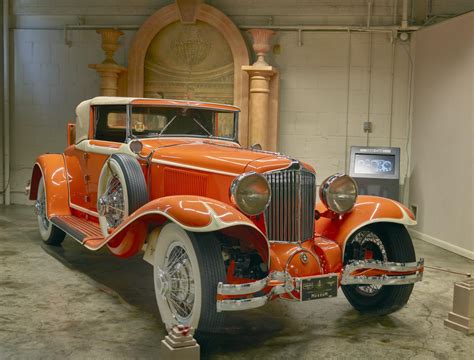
[97,153,148,236]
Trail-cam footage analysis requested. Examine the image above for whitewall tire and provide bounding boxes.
[97,154,148,237]
[153,223,226,333]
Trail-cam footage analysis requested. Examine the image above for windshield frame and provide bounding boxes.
[125,104,239,143]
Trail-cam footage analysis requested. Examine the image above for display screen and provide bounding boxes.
[354,154,396,175]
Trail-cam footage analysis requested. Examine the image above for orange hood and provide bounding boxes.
[140,137,294,175]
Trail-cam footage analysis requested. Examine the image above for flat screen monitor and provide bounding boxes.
[354,154,396,175]
[349,146,400,180]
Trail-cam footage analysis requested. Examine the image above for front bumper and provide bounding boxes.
[217,271,294,312]
[340,258,425,286]
[216,258,424,312]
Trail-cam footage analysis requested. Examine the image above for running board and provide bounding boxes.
[50,215,103,244]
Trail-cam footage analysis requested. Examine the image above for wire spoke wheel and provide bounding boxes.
[342,223,416,315]
[153,223,226,333]
[164,243,195,322]
[350,230,388,296]
[97,154,148,238]
[103,174,125,230]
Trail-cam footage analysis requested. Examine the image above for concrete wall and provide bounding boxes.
[7,29,136,204]
[1,0,473,206]
[3,0,415,205]
[409,12,474,259]
[273,31,411,184]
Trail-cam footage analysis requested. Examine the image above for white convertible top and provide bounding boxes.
[74,96,239,143]
[75,97,141,143]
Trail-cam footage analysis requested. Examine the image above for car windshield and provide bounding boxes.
[124,105,237,140]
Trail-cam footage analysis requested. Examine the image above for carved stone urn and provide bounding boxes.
[97,28,124,64]
[248,29,275,66]
[89,28,126,96]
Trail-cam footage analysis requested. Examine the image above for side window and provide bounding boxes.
[94,105,127,142]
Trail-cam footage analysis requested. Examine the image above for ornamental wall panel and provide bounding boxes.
[127,3,251,145]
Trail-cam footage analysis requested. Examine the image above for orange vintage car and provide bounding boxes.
[28,97,424,333]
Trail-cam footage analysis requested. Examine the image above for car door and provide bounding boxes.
[64,104,128,216]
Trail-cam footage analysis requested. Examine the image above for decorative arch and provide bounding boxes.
[127,3,250,145]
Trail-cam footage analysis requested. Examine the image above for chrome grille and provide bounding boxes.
[264,168,316,242]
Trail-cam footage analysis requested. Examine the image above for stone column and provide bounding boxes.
[242,29,279,151]
[89,29,127,96]
[242,66,276,149]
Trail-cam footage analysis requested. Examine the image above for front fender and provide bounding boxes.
[85,196,268,260]
[316,195,416,257]
[29,154,71,218]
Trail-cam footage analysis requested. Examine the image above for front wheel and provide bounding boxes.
[153,223,226,333]
[341,223,416,315]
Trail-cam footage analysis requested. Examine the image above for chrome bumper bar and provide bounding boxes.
[217,271,292,312]
[340,258,425,286]
[217,258,424,312]
[217,297,269,312]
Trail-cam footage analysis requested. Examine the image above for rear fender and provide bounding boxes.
[316,195,416,258]
[29,155,71,218]
[84,196,268,260]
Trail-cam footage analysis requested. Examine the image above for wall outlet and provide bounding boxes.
[410,204,418,219]
[363,121,372,133]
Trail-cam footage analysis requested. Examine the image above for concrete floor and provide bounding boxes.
[0,205,473,360]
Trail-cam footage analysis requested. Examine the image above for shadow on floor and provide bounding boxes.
[42,237,288,356]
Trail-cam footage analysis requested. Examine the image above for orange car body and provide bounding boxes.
[29,97,423,310]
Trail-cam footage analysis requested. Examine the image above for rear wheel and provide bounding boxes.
[153,223,226,333]
[35,177,66,246]
[341,223,416,315]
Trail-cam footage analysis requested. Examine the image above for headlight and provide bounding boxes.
[319,173,358,214]
[230,172,271,216]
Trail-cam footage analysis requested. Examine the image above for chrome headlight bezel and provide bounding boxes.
[319,173,358,214]
[230,172,271,216]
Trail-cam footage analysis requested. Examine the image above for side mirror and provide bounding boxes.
[250,143,262,151]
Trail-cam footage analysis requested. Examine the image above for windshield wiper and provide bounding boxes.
[192,117,213,137]
[158,115,177,136]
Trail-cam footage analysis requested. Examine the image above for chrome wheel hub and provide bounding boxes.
[35,195,49,230]
[155,267,170,298]
[351,230,388,296]
[164,244,195,322]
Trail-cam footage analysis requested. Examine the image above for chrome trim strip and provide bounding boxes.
[151,158,239,177]
[341,273,423,285]
[70,203,99,218]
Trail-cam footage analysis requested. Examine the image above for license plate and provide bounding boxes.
[299,274,338,301]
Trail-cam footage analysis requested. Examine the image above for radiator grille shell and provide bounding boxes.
[264,168,316,242]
